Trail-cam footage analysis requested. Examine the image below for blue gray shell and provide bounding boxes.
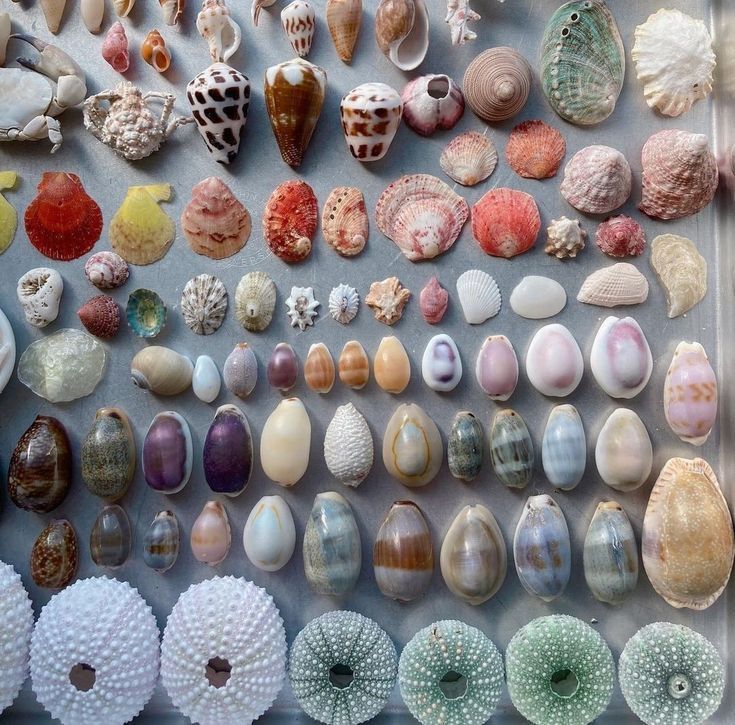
[541,404,586,491]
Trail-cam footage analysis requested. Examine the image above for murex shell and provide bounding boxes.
[374,0,429,72]
[542,404,586,491]
[401,74,464,136]
[180,274,228,335]
[472,188,541,259]
[540,0,625,126]
[235,271,276,332]
[456,269,501,324]
[545,216,586,260]
[324,402,373,487]
[650,234,706,318]
[263,180,318,263]
[577,262,649,307]
[440,131,497,187]
[506,119,566,180]
[196,0,242,63]
[525,323,584,397]
[383,403,442,487]
[322,187,368,256]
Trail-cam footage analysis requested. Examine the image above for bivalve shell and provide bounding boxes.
[383,403,442,487]
[471,188,541,258]
[509,276,566,319]
[324,402,373,487]
[401,74,464,136]
[577,262,649,307]
[180,274,227,335]
[374,336,411,394]
[542,404,586,491]
[456,269,501,324]
[560,145,632,214]
[595,408,653,492]
[235,271,276,332]
[322,187,368,256]
[260,398,311,486]
[439,131,497,187]
[505,119,566,180]
[447,411,483,482]
[650,234,706,318]
[304,342,335,394]
[339,83,402,162]
[421,333,462,392]
[525,323,584,397]
[489,409,534,489]
[475,335,518,401]
[374,0,429,71]
[243,496,296,571]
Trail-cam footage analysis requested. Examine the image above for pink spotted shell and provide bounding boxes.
[102,22,130,73]
[595,215,646,258]
[471,188,540,258]
[419,276,449,324]
[401,74,465,136]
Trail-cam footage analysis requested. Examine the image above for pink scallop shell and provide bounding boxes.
[505,119,566,180]
[471,188,540,259]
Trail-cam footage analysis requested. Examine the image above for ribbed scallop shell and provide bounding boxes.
[632,9,715,117]
[321,187,368,256]
[506,120,566,180]
[650,234,706,318]
[577,263,649,307]
[561,145,631,214]
[471,188,540,258]
[181,274,228,335]
[596,215,646,257]
[376,174,469,261]
[328,283,359,324]
[456,269,501,324]
[463,46,532,122]
[263,180,318,263]
[324,402,373,487]
[235,271,276,332]
[440,131,497,186]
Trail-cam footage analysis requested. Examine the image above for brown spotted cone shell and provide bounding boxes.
[30,519,78,589]
[77,295,121,338]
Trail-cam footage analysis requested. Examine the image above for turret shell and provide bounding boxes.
[326,0,362,62]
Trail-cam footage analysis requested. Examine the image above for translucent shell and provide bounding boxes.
[102,21,129,72]
[596,215,646,257]
[0,170,17,254]
[328,283,359,324]
[401,74,464,136]
[110,184,174,265]
[326,0,362,63]
[577,262,649,307]
[127,288,167,338]
[595,408,653,492]
[650,234,707,318]
[632,9,715,117]
[374,0,429,72]
[526,323,584,397]
[439,131,497,187]
[542,404,586,491]
[642,457,734,609]
[366,276,410,325]
[235,271,276,332]
[190,500,231,565]
[505,120,566,180]
[540,0,625,126]
[545,216,587,260]
[419,276,448,324]
[84,251,129,289]
[24,172,102,261]
[321,187,368,256]
[456,269,501,324]
[472,188,541,259]
[180,274,228,335]
[263,180,318,263]
[140,29,171,73]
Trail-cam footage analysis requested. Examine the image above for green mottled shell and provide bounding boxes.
[540,0,624,125]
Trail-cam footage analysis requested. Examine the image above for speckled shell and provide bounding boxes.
[374,0,429,71]
[338,340,370,389]
[181,274,228,335]
[243,496,295,572]
[304,342,335,393]
[475,335,518,400]
[439,131,497,187]
[447,411,483,481]
[560,145,632,214]
[650,234,707,318]
[322,187,368,256]
[77,295,121,338]
[542,404,586,491]
[84,251,129,289]
[419,276,448,324]
[643,457,734,610]
[401,74,464,136]
[540,0,625,126]
[595,408,653,492]
[489,409,534,489]
[326,0,362,62]
[375,335,411,394]
[577,262,649,307]
[263,180,318,263]
[365,277,410,325]
[324,403,373,487]
[81,408,135,500]
[525,323,584,397]
[235,271,276,332]
[383,403,442,487]
[328,283,359,324]
[30,520,77,588]
[456,269,501,324]
[471,188,540,258]
[131,347,193,395]
[596,215,646,257]
[223,343,258,398]
[506,119,566,180]
[545,216,587,259]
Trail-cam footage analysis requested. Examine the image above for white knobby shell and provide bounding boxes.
[324,403,373,487]
[285,286,319,330]
[509,276,566,319]
[526,323,584,397]
[17,268,63,328]
[328,283,359,324]
[577,263,649,307]
[243,496,296,571]
[456,269,501,324]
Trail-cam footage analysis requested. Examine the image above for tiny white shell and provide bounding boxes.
[192,355,221,403]
[324,402,373,487]
[286,286,319,330]
[526,323,584,397]
[509,276,566,319]
[421,334,462,392]
[328,283,359,324]
[456,269,501,324]
[595,408,653,492]
[243,495,296,571]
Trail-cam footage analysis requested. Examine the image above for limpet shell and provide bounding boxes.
[180,274,227,335]
[440,131,497,187]
[285,286,319,330]
[401,74,464,136]
[126,288,167,338]
[235,271,276,332]
[471,188,540,259]
[328,283,359,324]
[506,120,566,180]
[650,234,706,318]
[577,263,649,307]
[321,187,368,257]
[456,269,501,324]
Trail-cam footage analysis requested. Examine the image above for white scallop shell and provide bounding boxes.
[526,323,584,397]
[577,263,649,307]
[509,276,566,319]
[328,283,359,324]
[324,402,374,487]
[456,269,501,324]
[440,131,497,186]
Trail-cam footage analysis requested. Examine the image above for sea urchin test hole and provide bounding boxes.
[439,670,468,700]
[427,77,450,100]
[550,669,579,699]
[206,657,232,688]
[329,663,354,689]
[69,663,96,692]
[668,674,692,700]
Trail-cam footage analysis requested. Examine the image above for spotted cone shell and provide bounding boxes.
[471,188,540,259]
[263,180,318,263]
[321,187,368,256]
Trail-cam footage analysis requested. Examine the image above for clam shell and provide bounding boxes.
[193,355,221,403]
[509,276,566,319]
[180,274,228,335]
[281,0,315,57]
[126,288,166,338]
[131,346,192,395]
[324,402,373,486]
[650,234,706,318]
[328,283,359,324]
[338,340,369,389]
[243,495,296,571]
[577,262,649,307]
[456,269,501,324]
[401,74,464,137]
[84,250,129,289]
[223,343,258,398]
[489,409,534,489]
[439,131,497,187]
[542,404,586,491]
[471,188,540,258]
[365,277,410,325]
[235,271,276,332]
[642,457,734,609]
[326,0,362,62]
[203,404,253,496]
[375,336,411,394]
[304,342,335,394]
[595,215,646,258]
[545,216,586,260]
[322,187,368,256]
[383,403,442,487]
[263,180,318,263]
[447,411,483,482]
[190,500,231,565]
[267,342,298,392]
[595,408,652,492]
[260,398,311,487]
[505,120,566,180]
[475,335,518,401]
[525,323,584,397]
[340,83,403,162]
[421,333,462,392]
[374,0,429,71]
[419,276,448,324]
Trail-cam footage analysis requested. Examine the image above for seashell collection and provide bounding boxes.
[1,0,732,721]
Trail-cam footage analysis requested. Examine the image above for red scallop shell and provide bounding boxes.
[262,180,318,263]
[25,173,103,261]
[595,215,646,258]
[77,295,121,338]
[471,188,541,259]
[505,119,566,180]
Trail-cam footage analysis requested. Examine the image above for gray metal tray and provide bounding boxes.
[0,0,732,721]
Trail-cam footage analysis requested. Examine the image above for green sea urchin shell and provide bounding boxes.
[289,610,397,725]
[539,0,624,125]
[619,622,724,725]
[399,620,504,725]
[506,614,614,725]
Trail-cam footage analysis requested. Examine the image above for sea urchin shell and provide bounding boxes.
[472,188,541,258]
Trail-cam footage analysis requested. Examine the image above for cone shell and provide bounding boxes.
[595,408,652,492]
[263,180,318,263]
[439,131,497,187]
[561,145,632,215]
[131,346,193,395]
[419,276,448,324]
[260,398,311,487]
[365,277,410,325]
[374,336,410,394]
[77,295,121,338]
[639,130,717,220]
[595,215,646,258]
[30,520,77,588]
[264,58,326,167]
[324,402,373,486]
[281,0,316,57]
[304,343,335,394]
[102,21,130,72]
[463,46,532,122]
[327,0,362,62]
[401,74,464,137]
[376,174,469,261]
[489,409,534,489]
[190,500,231,565]
[525,323,583,397]
[506,120,566,180]
[25,173,102,261]
[475,335,518,401]
[642,457,734,609]
[180,274,228,335]
[181,177,251,259]
[140,29,171,73]
[456,269,501,324]
[471,188,540,259]
[545,216,586,260]
[650,234,706,318]
[235,271,276,332]
[322,187,368,256]
[383,403,442,487]
[374,0,429,71]
[577,263,649,307]
[40,0,67,33]
[84,251,129,289]
[338,340,369,389]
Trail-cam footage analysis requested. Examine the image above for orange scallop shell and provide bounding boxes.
[262,180,318,263]
[505,119,566,180]
[25,173,103,261]
[471,188,540,259]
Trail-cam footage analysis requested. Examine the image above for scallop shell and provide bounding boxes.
[595,215,646,258]
[126,288,166,338]
[180,274,228,335]
[326,0,362,62]
[401,74,464,136]
[639,130,717,220]
[544,216,587,260]
[374,0,429,71]
[0,170,17,254]
[456,269,501,324]
[321,187,368,256]
[375,174,469,261]
[235,271,276,332]
[440,131,497,187]
[471,188,540,258]
[263,180,318,263]
[285,286,319,330]
[419,276,448,324]
[84,251,129,289]
[328,283,359,324]
[540,0,625,126]
[281,0,315,57]
[632,9,715,117]
[650,234,707,319]
[560,145,632,215]
[324,402,373,486]
[577,263,649,307]
[505,120,566,180]
[463,46,532,122]
[365,277,410,325]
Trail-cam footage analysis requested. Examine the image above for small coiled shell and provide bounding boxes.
[140,29,171,73]
[328,283,359,324]
[180,274,228,335]
[419,276,448,324]
[321,187,368,256]
[324,402,373,487]
[577,263,649,307]
[545,216,586,260]
[131,347,193,395]
[561,145,632,215]
[84,251,129,289]
[235,271,276,332]
[440,131,497,187]
[595,215,646,257]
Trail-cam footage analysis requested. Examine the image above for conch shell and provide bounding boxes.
[326,0,362,63]
[374,0,429,71]
[141,29,171,73]
[196,0,241,63]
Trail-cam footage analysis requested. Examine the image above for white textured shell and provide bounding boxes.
[286,286,319,330]
[632,9,715,117]
[456,269,501,324]
[328,283,359,324]
[577,263,649,307]
[31,577,160,725]
[440,131,497,186]
[16,268,63,328]
[650,234,707,318]
[0,562,33,714]
[161,576,286,725]
[324,402,373,487]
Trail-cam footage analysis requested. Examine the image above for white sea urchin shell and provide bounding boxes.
[161,576,286,725]
[30,577,160,725]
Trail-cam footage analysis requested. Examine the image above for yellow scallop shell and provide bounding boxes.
[0,171,18,255]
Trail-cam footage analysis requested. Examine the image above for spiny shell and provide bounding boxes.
[126,288,166,338]
[577,262,649,307]
[90,504,132,568]
[383,403,442,487]
[285,286,319,330]
[560,145,632,214]
[196,0,242,63]
[142,510,180,572]
[632,9,715,117]
[421,333,462,392]
[281,0,316,57]
[322,187,368,256]
[463,46,532,122]
[260,398,311,487]
[525,323,584,397]
[77,295,120,338]
[30,520,77,588]
[243,496,295,572]
[419,276,448,324]
[374,0,429,71]
[540,0,625,126]
[375,335,411,394]
[180,274,228,335]
[401,74,464,136]
[17,267,63,328]
[595,215,646,257]
[456,269,501,324]
[328,283,359,324]
[650,234,707,318]
[324,402,373,486]
[131,346,193,396]
[375,174,469,261]
[545,216,586,259]
[84,251,129,289]
[447,411,483,482]
[223,342,258,398]
[439,131,497,187]
[304,342,335,394]
[595,408,653,492]
[509,275,566,319]
[263,180,318,263]
[542,404,586,491]
[489,409,534,489]
[643,457,734,610]
[235,271,276,332]
[338,340,370,389]
[506,120,566,180]
[365,276,410,325]
[326,0,362,63]
[475,335,518,400]
[267,342,298,392]
[471,188,540,258]
[191,500,231,565]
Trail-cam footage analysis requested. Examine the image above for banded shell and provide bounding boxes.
[281,0,315,57]
[375,336,411,394]
[456,269,501,324]
[560,145,632,215]
[338,340,370,389]
[374,0,429,72]
[525,323,584,397]
[595,215,646,258]
[131,347,193,395]
[375,174,469,262]
[540,0,625,126]
[471,188,540,258]
[642,457,734,610]
[475,335,518,401]
[328,283,359,324]
[505,120,566,180]
[421,334,462,392]
[419,276,448,325]
[439,131,497,187]
[326,0,362,63]
[223,343,258,398]
[142,510,180,572]
[595,408,653,492]
[84,251,129,289]
[90,504,132,568]
[542,404,586,491]
[545,216,586,260]
[577,263,649,307]
[489,409,534,489]
[286,286,319,330]
[322,187,368,256]
[324,402,373,487]
[180,274,228,335]
[235,271,276,332]
[650,234,707,318]
[304,343,335,394]
[366,277,410,325]
[509,276,567,319]
[463,46,532,122]
[401,74,464,136]
[447,412,483,482]
[263,180,318,263]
